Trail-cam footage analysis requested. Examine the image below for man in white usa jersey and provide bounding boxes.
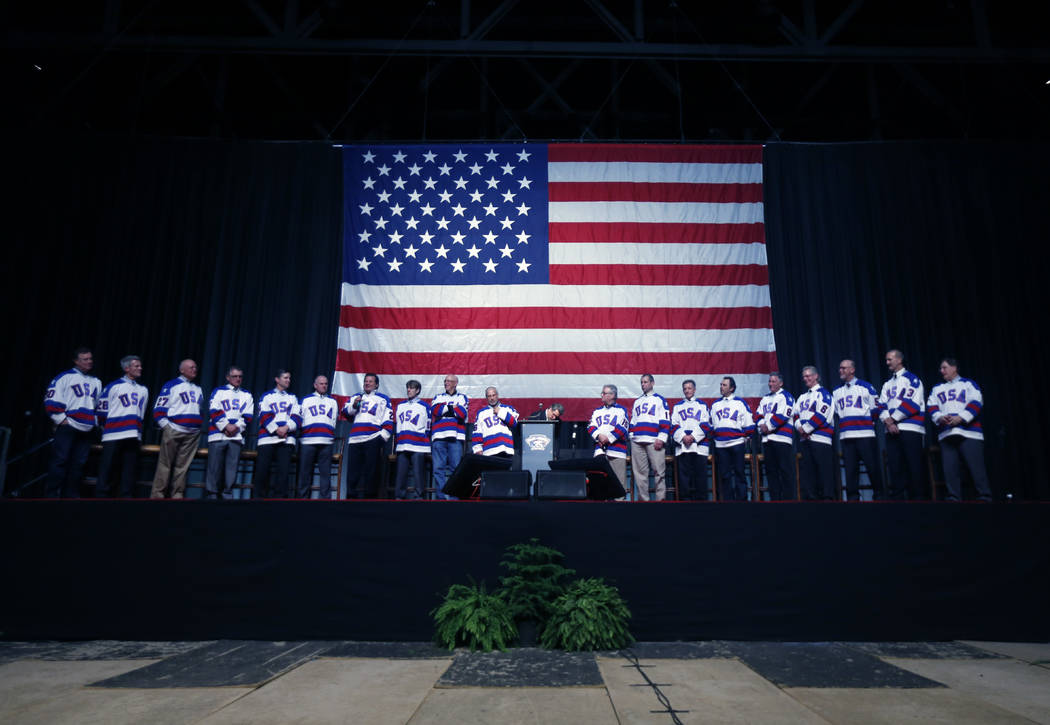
[755,372,795,500]
[206,366,254,499]
[150,359,204,499]
[879,349,926,500]
[297,375,338,498]
[927,357,992,502]
[95,355,149,498]
[44,347,100,498]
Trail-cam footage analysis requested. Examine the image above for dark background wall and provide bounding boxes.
[6,137,1048,499]
[763,141,1050,500]
[5,137,343,454]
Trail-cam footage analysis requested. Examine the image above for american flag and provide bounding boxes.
[335,143,776,419]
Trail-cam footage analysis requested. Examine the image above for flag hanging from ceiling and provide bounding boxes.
[335,143,776,420]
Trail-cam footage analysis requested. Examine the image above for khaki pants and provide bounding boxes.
[151,427,200,498]
[630,440,666,501]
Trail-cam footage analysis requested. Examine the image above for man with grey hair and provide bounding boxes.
[529,402,564,421]
[756,372,795,500]
[150,359,204,499]
[833,359,884,501]
[794,365,834,500]
[206,366,254,499]
[589,384,630,494]
[297,374,338,498]
[671,379,712,500]
[96,355,149,497]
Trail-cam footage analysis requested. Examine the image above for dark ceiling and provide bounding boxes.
[5,0,1049,142]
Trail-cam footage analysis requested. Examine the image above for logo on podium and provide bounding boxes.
[525,434,551,451]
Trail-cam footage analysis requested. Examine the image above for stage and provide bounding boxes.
[2,500,1047,642]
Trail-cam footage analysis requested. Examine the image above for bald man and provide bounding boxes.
[151,359,204,498]
[430,374,469,499]
[472,387,518,457]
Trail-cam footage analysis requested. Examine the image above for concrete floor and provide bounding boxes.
[0,640,1047,724]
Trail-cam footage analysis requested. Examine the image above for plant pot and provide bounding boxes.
[517,620,539,646]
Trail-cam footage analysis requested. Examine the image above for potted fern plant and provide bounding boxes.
[431,580,517,652]
[497,538,575,645]
[540,577,634,651]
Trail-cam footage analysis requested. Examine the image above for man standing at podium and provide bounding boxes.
[529,403,564,422]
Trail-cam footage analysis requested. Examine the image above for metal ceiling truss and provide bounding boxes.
[5,0,1047,141]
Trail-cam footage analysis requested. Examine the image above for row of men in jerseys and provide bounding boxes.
[44,346,991,502]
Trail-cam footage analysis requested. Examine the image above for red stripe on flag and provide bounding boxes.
[549,144,763,164]
[549,222,765,244]
[373,397,765,423]
[549,264,769,286]
[549,182,764,203]
[340,306,772,330]
[336,350,779,376]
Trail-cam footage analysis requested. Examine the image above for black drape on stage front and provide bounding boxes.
[763,142,1050,500]
[7,138,342,450]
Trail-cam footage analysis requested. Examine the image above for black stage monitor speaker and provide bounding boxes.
[547,456,626,500]
[479,471,532,500]
[443,453,513,498]
[535,470,587,500]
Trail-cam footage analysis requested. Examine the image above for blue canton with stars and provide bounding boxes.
[343,144,550,285]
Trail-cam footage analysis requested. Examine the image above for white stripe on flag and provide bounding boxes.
[337,327,776,353]
[548,161,764,184]
[549,242,768,266]
[333,372,772,401]
[341,282,773,308]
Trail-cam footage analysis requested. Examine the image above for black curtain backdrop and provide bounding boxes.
[6,138,1047,499]
[763,142,1050,500]
[7,138,342,451]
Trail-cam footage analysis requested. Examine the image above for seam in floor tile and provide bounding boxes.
[619,650,688,724]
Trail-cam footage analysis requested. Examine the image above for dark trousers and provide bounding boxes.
[886,431,926,500]
[716,445,747,501]
[800,440,835,500]
[254,443,292,498]
[347,436,386,498]
[395,450,426,499]
[675,452,708,501]
[841,437,884,500]
[940,436,992,502]
[96,438,141,498]
[763,440,796,500]
[206,439,242,498]
[47,424,93,498]
[297,442,334,498]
